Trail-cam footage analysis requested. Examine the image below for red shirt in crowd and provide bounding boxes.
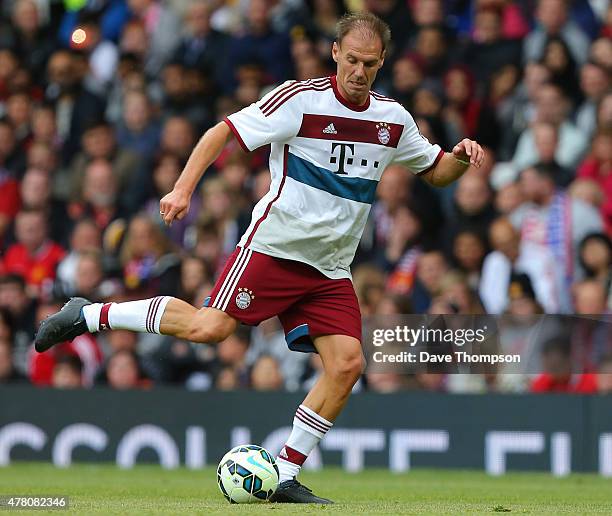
[28,334,104,387]
[2,241,66,288]
[530,373,598,394]
[578,157,612,236]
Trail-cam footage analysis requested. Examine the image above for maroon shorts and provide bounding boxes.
[203,247,362,353]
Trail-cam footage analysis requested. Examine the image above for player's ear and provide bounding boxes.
[378,50,386,69]
[332,41,339,63]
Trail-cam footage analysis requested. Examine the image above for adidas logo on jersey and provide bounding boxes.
[322,123,337,134]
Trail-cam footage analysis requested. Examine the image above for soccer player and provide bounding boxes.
[36,12,484,503]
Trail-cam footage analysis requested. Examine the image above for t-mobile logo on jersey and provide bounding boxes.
[329,142,380,175]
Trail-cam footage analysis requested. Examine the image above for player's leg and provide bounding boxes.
[301,334,364,418]
[35,247,255,352]
[35,296,238,352]
[272,334,363,504]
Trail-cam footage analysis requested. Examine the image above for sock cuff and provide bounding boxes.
[99,303,113,331]
[293,405,333,439]
[278,445,307,466]
[149,296,171,334]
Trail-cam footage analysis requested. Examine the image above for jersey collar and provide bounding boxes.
[331,75,370,112]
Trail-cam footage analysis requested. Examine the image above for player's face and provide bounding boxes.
[332,30,385,105]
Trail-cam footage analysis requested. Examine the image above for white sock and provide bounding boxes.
[276,404,333,482]
[82,297,171,334]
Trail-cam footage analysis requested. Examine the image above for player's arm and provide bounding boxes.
[160,122,232,225]
[420,138,485,187]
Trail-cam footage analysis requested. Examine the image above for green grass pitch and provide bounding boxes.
[1,464,611,514]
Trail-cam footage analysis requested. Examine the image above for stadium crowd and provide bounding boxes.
[0,0,611,394]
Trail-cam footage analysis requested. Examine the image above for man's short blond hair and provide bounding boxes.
[336,12,391,52]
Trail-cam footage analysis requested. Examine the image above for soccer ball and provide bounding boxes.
[216,444,279,503]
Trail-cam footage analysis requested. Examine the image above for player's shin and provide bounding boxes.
[276,404,333,482]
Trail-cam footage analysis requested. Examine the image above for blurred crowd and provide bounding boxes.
[0,0,611,394]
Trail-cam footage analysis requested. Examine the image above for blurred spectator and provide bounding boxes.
[411,250,449,313]
[227,0,293,91]
[56,219,102,295]
[589,36,612,70]
[0,167,20,246]
[65,120,143,208]
[116,90,160,159]
[511,164,603,311]
[19,167,67,244]
[0,337,26,384]
[1,208,65,295]
[523,0,590,66]
[577,129,612,236]
[438,270,485,314]
[69,159,124,230]
[0,0,55,83]
[573,279,608,315]
[598,355,612,394]
[451,230,487,289]
[531,337,598,393]
[160,116,196,161]
[462,7,521,86]
[105,348,150,389]
[127,0,181,76]
[512,83,588,172]
[576,62,610,138]
[506,272,544,315]
[390,53,424,107]
[480,218,548,314]
[0,274,36,352]
[213,327,251,389]
[174,1,228,86]
[119,213,180,296]
[44,49,105,163]
[578,234,612,307]
[178,255,209,304]
[443,172,496,251]
[250,354,284,391]
[540,36,581,104]
[52,354,83,389]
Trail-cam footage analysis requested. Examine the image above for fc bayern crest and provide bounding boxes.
[376,122,391,145]
[235,287,255,309]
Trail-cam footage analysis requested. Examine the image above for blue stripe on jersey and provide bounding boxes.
[286,152,377,204]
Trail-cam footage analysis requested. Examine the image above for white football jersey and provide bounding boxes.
[225,76,443,280]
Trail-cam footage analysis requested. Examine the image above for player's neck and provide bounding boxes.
[331,75,370,111]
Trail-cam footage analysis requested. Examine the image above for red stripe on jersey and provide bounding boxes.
[244,145,288,247]
[297,114,403,148]
[263,81,332,117]
[223,117,249,152]
[371,91,399,103]
[260,78,328,113]
[417,148,445,176]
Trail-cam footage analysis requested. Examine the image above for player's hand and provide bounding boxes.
[159,187,191,226]
[452,138,485,168]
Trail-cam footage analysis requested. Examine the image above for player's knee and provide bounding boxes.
[329,352,364,388]
[186,310,236,343]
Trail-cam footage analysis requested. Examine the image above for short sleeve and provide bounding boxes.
[224,81,304,151]
[392,110,444,175]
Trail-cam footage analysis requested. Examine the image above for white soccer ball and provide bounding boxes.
[216,444,279,503]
